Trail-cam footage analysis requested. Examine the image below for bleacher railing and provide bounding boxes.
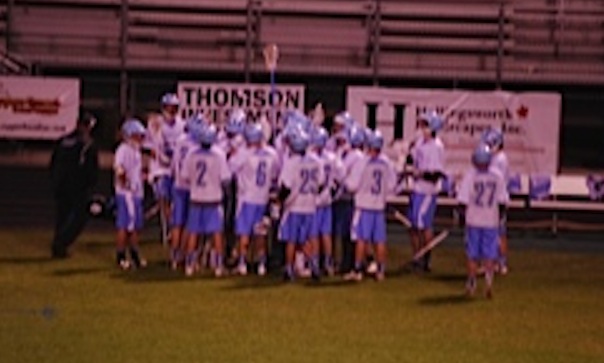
[2,0,603,85]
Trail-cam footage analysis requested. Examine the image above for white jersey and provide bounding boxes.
[229,145,280,205]
[217,131,245,158]
[490,151,510,185]
[114,142,144,198]
[411,136,445,195]
[346,154,397,211]
[182,147,231,203]
[312,149,343,207]
[146,116,186,178]
[273,133,293,165]
[279,153,325,214]
[338,148,365,200]
[172,134,198,190]
[457,168,509,228]
[144,128,169,179]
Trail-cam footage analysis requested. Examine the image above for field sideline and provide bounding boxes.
[1,226,604,363]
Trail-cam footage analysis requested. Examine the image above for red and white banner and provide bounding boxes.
[347,87,561,175]
[0,76,80,139]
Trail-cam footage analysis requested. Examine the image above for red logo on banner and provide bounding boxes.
[516,105,529,119]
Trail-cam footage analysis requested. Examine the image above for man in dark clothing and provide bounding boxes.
[50,112,99,258]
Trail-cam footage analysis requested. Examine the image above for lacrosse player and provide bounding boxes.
[167,114,205,270]
[182,124,232,277]
[344,130,397,281]
[481,128,510,274]
[309,126,343,276]
[114,119,148,270]
[333,124,366,273]
[278,129,325,281]
[230,123,280,276]
[458,143,508,298]
[407,111,446,272]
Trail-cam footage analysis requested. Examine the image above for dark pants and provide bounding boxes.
[52,191,89,257]
[333,199,354,272]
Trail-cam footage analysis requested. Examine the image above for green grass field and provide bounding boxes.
[1,227,604,363]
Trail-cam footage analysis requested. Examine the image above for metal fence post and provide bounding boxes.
[371,0,382,86]
[6,0,14,54]
[496,0,505,89]
[244,0,254,83]
[119,0,129,118]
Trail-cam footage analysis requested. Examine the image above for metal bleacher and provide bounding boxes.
[1,0,603,84]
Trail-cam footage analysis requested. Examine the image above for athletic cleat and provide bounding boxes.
[325,265,335,277]
[214,267,225,278]
[132,258,147,269]
[185,265,195,277]
[297,267,312,278]
[375,272,385,281]
[237,263,248,276]
[366,261,378,275]
[465,278,477,297]
[485,285,493,299]
[283,271,294,282]
[118,259,131,271]
[343,271,363,282]
[499,264,509,275]
[170,260,179,271]
[257,263,267,277]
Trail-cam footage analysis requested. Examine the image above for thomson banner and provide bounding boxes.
[347,87,561,175]
[0,76,80,139]
[177,82,305,126]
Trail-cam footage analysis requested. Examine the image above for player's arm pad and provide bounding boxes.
[499,204,507,221]
[422,171,444,183]
[457,203,467,227]
[317,183,325,195]
[330,181,341,198]
[405,154,414,165]
[278,185,291,203]
[221,180,232,199]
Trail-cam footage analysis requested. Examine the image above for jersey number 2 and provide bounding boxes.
[196,161,207,187]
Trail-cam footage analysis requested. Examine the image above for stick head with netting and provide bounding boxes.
[263,44,279,72]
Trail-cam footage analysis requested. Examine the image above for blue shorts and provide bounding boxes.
[313,205,332,237]
[155,175,174,200]
[408,193,437,230]
[351,209,386,244]
[186,203,223,235]
[235,202,267,237]
[115,194,144,231]
[332,200,353,237]
[465,226,499,261]
[171,188,190,227]
[279,212,315,245]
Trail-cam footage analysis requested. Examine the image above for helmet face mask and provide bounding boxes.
[472,143,492,169]
[160,93,180,119]
[244,123,264,145]
[310,127,328,149]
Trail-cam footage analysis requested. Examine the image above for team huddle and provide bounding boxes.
[112,92,511,297]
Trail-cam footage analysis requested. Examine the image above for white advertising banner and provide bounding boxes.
[0,76,80,139]
[347,87,561,176]
[177,82,305,126]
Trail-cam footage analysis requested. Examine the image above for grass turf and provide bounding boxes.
[1,227,604,363]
